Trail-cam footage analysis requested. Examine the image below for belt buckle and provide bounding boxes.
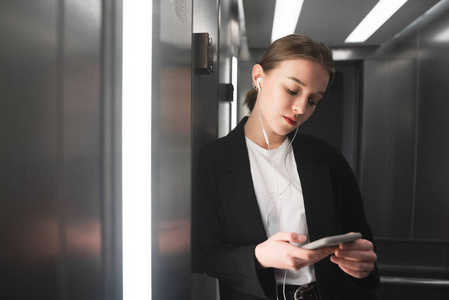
[294,284,311,300]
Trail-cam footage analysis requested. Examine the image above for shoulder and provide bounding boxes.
[199,117,247,162]
[199,135,227,161]
[294,132,343,162]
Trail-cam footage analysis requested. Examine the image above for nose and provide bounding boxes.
[292,97,308,114]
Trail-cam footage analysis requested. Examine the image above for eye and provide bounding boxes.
[287,88,298,95]
[308,98,317,106]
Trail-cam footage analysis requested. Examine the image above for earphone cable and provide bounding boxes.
[258,92,281,228]
[257,82,299,297]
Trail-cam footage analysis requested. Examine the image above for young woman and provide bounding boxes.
[192,34,379,300]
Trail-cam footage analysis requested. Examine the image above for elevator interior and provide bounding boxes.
[1,0,449,299]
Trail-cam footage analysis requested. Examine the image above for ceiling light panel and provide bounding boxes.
[271,0,304,42]
[345,0,408,43]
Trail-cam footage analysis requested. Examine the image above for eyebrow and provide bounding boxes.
[287,76,325,96]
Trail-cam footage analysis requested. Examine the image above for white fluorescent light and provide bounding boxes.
[123,0,152,299]
[231,56,238,129]
[345,0,408,43]
[271,0,304,42]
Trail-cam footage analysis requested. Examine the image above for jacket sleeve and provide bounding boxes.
[191,144,275,299]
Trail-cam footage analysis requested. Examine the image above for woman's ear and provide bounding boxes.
[252,64,264,88]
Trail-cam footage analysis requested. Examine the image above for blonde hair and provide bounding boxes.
[244,34,335,112]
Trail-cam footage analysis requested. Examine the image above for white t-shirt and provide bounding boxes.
[245,136,316,285]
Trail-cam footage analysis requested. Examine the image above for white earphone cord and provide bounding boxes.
[257,79,299,300]
[257,81,299,227]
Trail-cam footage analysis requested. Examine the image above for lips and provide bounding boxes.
[283,116,298,126]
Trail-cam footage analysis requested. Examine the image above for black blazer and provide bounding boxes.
[192,117,380,300]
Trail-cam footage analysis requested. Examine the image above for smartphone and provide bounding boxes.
[301,232,362,250]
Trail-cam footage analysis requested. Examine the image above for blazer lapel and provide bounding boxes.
[220,118,267,244]
[219,120,337,245]
[292,134,336,242]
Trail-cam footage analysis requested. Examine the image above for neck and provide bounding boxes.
[244,112,286,150]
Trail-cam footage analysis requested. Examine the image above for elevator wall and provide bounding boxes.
[152,0,240,299]
[362,0,449,242]
[190,0,220,297]
[0,1,122,299]
[361,0,449,297]
[190,1,241,299]
[151,0,192,299]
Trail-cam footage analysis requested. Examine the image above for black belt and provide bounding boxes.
[277,282,319,300]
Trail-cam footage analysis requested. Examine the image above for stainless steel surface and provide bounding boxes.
[151,1,192,299]
[1,1,60,298]
[361,0,449,240]
[0,0,122,299]
[375,238,448,279]
[413,0,449,240]
[62,1,103,298]
[191,0,221,299]
[381,276,449,289]
[219,0,240,136]
[361,58,417,237]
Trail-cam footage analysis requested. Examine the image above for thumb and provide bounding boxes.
[271,231,306,244]
[291,233,307,244]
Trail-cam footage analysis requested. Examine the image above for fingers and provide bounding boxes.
[297,247,335,261]
[335,239,376,262]
[330,255,375,278]
[335,248,377,262]
[330,239,377,279]
[339,238,373,251]
[287,247,334,271]
[285,249,334,271]
[255,232,335,271]
[270,231,307,244]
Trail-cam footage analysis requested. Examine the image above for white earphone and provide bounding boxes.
[256,77,262,91]
[256,78,270,146]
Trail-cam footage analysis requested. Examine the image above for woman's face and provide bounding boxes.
[255,58,330,138]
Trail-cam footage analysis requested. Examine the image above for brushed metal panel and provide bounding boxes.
[376,239,448,278]
[381,276,449,289]
[414,1,449,240]
[191,0,220,299]
[380,285,447,300]
[361,57,417,238]
[0,1,60,299]
[0,1,121,299]
[101,0,123,299]
[361,0,449,241]
[152,0,193,300]
[61,1,104,299]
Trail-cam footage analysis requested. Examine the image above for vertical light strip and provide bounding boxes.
[122,0,152,299]
[231,56,238,129]
[345,0,408,43]
[271,0,304,42]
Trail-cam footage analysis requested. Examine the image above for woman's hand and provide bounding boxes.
[330,238,377,279]
[255,231,334,271]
